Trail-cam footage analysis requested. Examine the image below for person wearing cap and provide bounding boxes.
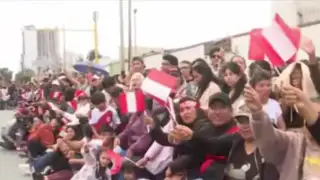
[170,103,279,180]
[147,97,212,179]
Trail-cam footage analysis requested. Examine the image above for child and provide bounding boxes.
[71,143,112,180]
[121,159,137,180]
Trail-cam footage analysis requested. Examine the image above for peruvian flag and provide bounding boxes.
[141,69,176,104]
[118,90,145,114]
[248,14,300,67]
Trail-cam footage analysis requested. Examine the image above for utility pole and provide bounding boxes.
[119,0,125,71]
[133,8,138,56]
[127,0,133,71]
[62,26,66,69]
[93,11,99,64]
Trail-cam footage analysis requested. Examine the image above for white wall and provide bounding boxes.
[271,0,298,26]
[298,23,320,59]
[144,53,163,69]
[144,45,205,69]
[171,45,205,62]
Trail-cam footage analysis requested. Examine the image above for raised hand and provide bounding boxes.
[243,85,262,113]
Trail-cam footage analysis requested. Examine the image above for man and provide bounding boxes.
[161,54,179,73]
[179,60,193,82]
[209,47,224,77]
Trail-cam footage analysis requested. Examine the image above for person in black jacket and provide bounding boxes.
[171,105,280,180]
[147,97,210,179]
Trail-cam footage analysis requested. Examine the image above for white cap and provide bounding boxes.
[51,80,60,86]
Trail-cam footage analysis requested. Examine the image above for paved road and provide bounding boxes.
[0,110,30,180]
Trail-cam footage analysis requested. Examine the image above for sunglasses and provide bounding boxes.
[235,116,250,124]
[210,55,221,59]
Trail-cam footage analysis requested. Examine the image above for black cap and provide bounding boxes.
[208,92,231,107]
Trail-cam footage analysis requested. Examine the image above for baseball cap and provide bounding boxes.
[208,92,231,107]
[233,105,251,124]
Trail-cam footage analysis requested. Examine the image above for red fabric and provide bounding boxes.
[118,90,145,114]
[28,124,55,147]
[107,150,123,175]
[248,29,265,61]
[199,126,238,173]
[248,14,300,67]
[90,109,113,131]
[67,100,78,111]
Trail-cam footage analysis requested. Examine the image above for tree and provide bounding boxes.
[86,49,102,61]
[15,69,35,83]
[0,68,13,82]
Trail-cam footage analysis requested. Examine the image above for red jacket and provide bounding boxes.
[28,123,55,147]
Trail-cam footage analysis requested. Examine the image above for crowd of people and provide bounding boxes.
[0,34,320,180]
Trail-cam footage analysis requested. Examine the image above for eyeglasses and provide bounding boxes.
[210,55,221,59]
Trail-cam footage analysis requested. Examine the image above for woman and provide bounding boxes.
[231,55,246,73]
[114,71,152,158]
[148,97,211,179]
[276,61,319,130]
[179,60,193,83]
[244,83,320,180]
[221,62,247,110]
[250,69,286,130]
[135,106,175,179]
[168,70,187,99]
[191,59,221,109]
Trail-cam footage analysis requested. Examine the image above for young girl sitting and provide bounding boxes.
[71,142,112,180]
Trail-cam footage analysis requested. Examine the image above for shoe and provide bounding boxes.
[18,163,32,175]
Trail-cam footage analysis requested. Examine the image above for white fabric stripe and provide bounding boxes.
[48,102,59,111]
[262,21,296,62]
[89,108,108,124]
[126,92,137,113]
[141,78,171,101]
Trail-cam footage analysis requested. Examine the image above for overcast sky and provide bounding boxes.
[0,0,272,72]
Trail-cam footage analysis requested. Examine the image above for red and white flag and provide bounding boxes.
[141,69,176,104]
[118,90,145,114]
[248,14,300,67]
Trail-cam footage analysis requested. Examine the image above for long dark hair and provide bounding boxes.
[191,58,221,99]
[95,149,112,180]
[221,62,247,103]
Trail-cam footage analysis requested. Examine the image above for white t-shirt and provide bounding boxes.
[262,99,282,124]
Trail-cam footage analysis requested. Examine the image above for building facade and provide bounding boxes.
[21,25,61,73]
[140,1,320,69]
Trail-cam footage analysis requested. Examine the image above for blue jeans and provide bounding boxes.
[31,151,56,172]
